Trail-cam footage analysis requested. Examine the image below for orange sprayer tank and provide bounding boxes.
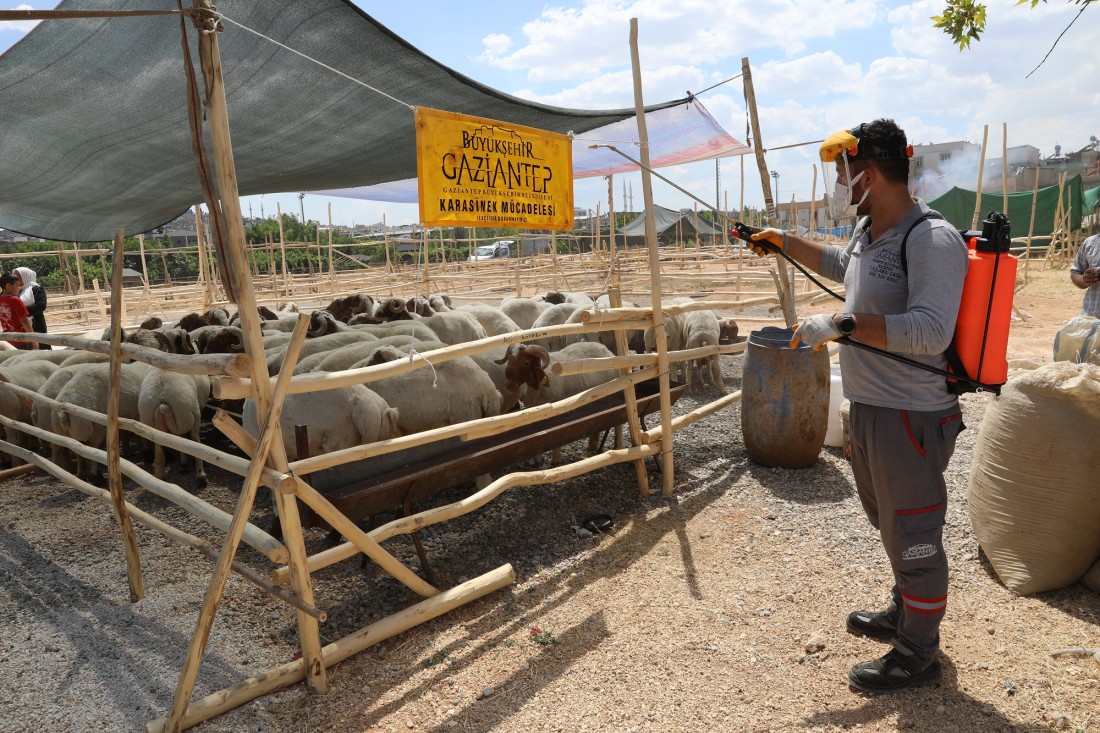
[952,213,1017,387]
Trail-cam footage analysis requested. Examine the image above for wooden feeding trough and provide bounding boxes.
[291,378,687,583]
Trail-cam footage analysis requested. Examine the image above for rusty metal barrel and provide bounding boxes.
[740,327,830,468]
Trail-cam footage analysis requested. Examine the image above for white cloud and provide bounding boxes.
[477,33,513,62]
[481,0,883,83]
[0,4,40,34]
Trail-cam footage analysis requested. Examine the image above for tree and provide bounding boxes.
[933,0,1093,55]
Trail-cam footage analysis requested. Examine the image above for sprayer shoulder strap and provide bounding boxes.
[897,212,972,384]
[899,212,945,277]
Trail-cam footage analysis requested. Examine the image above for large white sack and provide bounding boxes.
[1052,314,1100,364]
[968,361,1100,595]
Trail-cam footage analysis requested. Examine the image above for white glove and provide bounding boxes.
[790,313,842,351]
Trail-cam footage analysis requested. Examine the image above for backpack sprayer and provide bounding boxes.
[587,140,1016,395]
[731,214,1017,395]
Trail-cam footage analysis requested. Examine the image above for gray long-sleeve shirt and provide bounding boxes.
[819,201,969,411]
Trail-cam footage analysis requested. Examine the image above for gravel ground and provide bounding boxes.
[1,272,1097,733]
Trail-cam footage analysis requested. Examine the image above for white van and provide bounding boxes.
[468,240,513,262]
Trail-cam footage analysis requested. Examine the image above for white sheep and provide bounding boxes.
[414,310,487,345]
[265,331,372,375]
[456,304,522,337]
[138,368,212,485]
[499,296,550,330]
[0,360,59,464]
[52,362,150,482]
[528,303,580,352]
[356,345,501,435]
[680,309,725,393]
[242,384,399,462]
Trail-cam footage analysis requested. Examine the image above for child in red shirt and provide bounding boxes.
[0,273,37,350]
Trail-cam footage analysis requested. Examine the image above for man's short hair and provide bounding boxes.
[850,118,910,185]
[0,274,18,288]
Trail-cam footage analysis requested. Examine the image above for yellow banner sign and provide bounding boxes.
[415,107,573,231]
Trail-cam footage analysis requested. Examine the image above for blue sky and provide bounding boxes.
[2,0,1095,230]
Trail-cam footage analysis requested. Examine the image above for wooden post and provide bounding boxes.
[809,164,818,243]
[1024,166,1041,283]
[108,228,144,602]
[92,279,108,326]
[138,233,150,296]
[972,124,989,230]
[164,6,326,729]
[610,285,650,496]
[74,242,86,294]
[608,174,617,267]
[193,205,211,310]
[1001,123,1009,212]
[630,18,674,496]
[327,202,335,284]
[160,250,172,288]
[742,56,794,326]
[383,213,392,273]
[277,202,290,297]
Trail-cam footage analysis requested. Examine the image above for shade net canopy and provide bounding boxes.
[314,100,750,204]
[0,0,696,242]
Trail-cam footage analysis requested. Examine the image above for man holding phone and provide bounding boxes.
[1070,232,1100,317]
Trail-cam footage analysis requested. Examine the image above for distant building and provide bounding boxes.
[909,141,983,199]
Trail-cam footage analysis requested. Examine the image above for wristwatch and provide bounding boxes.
[838,313,857,336]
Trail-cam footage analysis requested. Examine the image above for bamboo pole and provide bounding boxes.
[108,228,144,601]
[74,242,86,294]
[138,233,150,296]
[609,285,650,495]
[383,213,392,274]
[327,202,335,284]
[1024,165,1041,284]
[630,18,675,496]
[1001,123,1009,213]
[277,202,290,297]
[146,565,515,733]
[193,205,211,310]
[972,124,989,229]
[91,279,108,329]
[165,8,326,727]
[0,463,38,481]
[742,56,794,327]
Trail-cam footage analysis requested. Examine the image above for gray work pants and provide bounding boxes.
[849,401,965,668]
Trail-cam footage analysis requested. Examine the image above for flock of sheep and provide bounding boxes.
[0,290,738,493]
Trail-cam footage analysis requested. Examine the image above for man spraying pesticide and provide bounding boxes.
[736,118,1017,694]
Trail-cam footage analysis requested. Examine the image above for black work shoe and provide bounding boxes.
[848,650,943,694]
[846,606,900,641]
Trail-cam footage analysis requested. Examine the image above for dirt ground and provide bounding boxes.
[1,264,1096,733]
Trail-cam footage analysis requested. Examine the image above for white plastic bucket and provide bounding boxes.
[823,362,845,448]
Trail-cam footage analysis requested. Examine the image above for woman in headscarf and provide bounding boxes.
[11,266,50,350]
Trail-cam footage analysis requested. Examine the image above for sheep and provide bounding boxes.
[373,296,413,322]
[31,364,97,470]
[717,317,740,345]
[406,295,436,317]
[323,293,374,323]
[262,331,293,351]
[139,316,164,330]
[191,325,245,355]
[259,314,303,333]
[241,384,399,462]
[429,294,452,311]
[414,310,487,346]
[457,304,521,337]
[349,321,437,342]
[495,341,621,460]
[0,360,58,464]
[52,362,150,482]
[468,345,523,412]
[358,345,501,435]
[174,312,209,332]
[680,309,725,392]
[265,331,372,375]
[528,303,579,351]
[307,310,347,336]
[202,307,231,327]
[138,368,212,485]
[122,327,196,355]
[302,335,448,375]
[500,296,550,330]
[58,351,110,368]
[4,350,74,367]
